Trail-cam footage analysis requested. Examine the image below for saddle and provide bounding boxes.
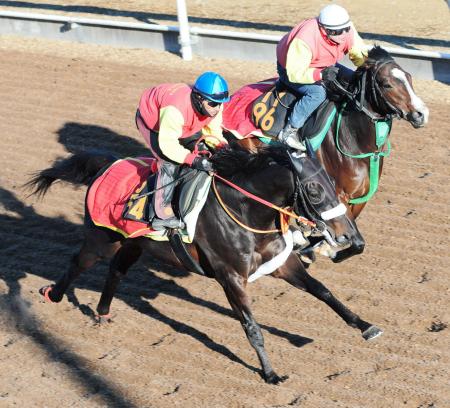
[87,157,210,243]
[123,166,211,237]
[251,81,337,150]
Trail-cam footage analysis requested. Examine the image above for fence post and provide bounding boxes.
[176,0,192,60]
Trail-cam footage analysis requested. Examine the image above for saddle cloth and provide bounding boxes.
[251,82,297,137]
[223,78,337,150]
[87,157,211,242]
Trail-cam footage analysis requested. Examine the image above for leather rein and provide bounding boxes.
[330,59,403,121]
[212,172,316,234]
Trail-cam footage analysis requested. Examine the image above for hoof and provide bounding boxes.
[362,325,383,341]
[39,285,56,303]
[264,371,289,384]
[95,314,112,324]
[298,249,316,264]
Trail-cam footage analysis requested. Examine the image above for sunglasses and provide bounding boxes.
[325,26,350,36]
[204,100,222,108]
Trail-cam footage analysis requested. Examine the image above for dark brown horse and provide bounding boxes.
[235,47,429,261]
[27,145,382,384]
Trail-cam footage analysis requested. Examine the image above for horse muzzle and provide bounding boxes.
[407,111,426,128]
[407,104,429,128]
[331,232,365,263]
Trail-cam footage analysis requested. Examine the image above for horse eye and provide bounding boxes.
[381,82,393,89]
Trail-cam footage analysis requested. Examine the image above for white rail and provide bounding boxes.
[0,10,449,82]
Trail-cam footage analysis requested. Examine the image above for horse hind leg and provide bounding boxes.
[40,229,121,304]
[273,254,383,341]
[96,242,142,322]
[40,242,100,303]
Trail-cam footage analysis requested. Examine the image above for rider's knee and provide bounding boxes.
[313,85,327,100]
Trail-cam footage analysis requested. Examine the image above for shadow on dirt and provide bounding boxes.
[0,293,139,408]
[0,122,313,402]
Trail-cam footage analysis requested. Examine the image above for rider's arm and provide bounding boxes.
[201,108,228,149]
[158,105,197,164]
[285,39,321,84]
[348,24,368,67]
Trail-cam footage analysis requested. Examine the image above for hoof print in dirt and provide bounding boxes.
[427,320,447,333]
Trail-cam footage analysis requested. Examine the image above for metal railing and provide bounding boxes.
[0,10,449,82]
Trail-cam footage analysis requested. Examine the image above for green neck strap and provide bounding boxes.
[335,105,392,204]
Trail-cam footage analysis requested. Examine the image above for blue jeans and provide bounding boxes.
[277,63,353,129]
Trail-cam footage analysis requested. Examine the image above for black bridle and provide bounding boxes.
[329,59,403,121]
[288,152,338,234]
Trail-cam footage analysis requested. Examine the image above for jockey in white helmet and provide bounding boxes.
[276,5,367,150]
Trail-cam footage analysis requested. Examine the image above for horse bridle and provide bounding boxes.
[368,60,404,119]
[292,164,337,235]
[330,59,403,121]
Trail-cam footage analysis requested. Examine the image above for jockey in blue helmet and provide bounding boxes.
[136,71,230,230]
[191,71,230,116]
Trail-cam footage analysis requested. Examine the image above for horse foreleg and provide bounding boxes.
[220,273,288,384]
[273,254,383,340]
[96,242,142,321]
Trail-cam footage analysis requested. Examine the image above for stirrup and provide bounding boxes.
[151,217,185,230]
[278,126,306,151]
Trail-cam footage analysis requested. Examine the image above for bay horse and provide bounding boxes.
[27,146,382,384]
[234,46,429,261]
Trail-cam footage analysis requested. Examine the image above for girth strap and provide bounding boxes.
[168,230,209,277]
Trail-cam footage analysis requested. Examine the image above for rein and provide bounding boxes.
[212,172,316,234]
[330,59,401,122]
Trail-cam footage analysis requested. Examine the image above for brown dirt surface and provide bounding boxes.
[1,0,449,51]
[0,16,449,408]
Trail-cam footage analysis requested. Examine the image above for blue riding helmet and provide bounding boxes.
[193,72,230,103]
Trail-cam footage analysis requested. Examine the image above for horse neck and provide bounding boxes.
[333,109,378,154]
[219,165,295,222]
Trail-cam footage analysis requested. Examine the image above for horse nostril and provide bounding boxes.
[414,111,423,120]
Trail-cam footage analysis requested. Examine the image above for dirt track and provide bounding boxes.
[0,23,449,408]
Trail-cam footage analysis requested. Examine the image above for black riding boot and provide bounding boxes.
[151,161,185,230]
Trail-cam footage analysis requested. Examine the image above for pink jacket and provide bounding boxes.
[277,18,366,83]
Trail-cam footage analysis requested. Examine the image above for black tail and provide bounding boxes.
[24,151,117,198]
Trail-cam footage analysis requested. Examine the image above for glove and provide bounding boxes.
[321,66,339,82]
[191,156,214,172]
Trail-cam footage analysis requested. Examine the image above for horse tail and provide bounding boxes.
[25,150,117,198]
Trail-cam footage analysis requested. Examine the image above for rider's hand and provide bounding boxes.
[191,156,214,172]
[321,66,340,82]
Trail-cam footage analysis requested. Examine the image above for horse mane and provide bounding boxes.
[346,45,395,92]
[210,144,290,177]
[365,45,394,66]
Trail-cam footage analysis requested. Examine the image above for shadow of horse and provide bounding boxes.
[1,186,267,381]
[0,122,313,393]
[56,122,149,157]
[0,187,141,407]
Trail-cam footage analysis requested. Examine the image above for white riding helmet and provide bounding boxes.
[318,5,351,30]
